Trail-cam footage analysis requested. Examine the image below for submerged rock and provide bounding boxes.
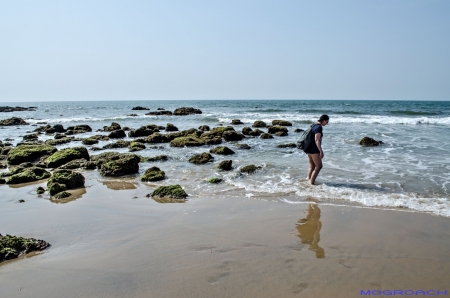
[235,143,251,150]
[0,234,50,263]
[0,117,28,126]
[99,154,140,176]
[7,145,57,165]
[208,178,223,184]
[277,143,297,148]
[294,128,304,133]
[132,106,149,110]
[0,106,36,112]
[260,133,273,139]
[141,155,168,162]
[150,184,188,199]
[46,147,90,168]
[189,152,214,165]
[359,137,382,146]
[210,146,235,155]
[173,107,202,115]
[145,111,173,116]
[141,166,165,182]
[231,119,243,125]
[240,164,261,174]
[272,120,292,126]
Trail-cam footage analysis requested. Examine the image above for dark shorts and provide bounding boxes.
[304,143,320,154]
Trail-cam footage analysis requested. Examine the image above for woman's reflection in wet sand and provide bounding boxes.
[296,204,325,258]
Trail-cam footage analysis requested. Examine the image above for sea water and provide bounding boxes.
[1,100,449,216]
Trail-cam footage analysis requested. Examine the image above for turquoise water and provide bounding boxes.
[1,100,450,216]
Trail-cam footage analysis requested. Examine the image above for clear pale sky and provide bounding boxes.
[1,0,449,102]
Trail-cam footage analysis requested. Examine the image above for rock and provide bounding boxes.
[48,182,66,196]
[23,134,39,141]
[141,155,168,162]
[34,124,66,134]
[222,131,245,142]
[157,108,165,110]
[274,131,288,136]
[141,166,165,182]
[0,234,50,263]
[210,146,235,155]
[90,146,104,151]
[1,162,33,177]
[65,125,92,135]
[173,107,202,116]
[129,142,146,152]
[144,132,170,144]
[54,133,65,139]
[198,125,210,131]
[277,143,297,148]
[53,191,71,199]
[260,133,273,139]
[218,160,233,171]
[123,127,131,131]
[128,124,159,138]
[103,122,121,132]
[268,126,288,135]
[208,178,223,184]
[6,167,51,184]
[150,184,188,199]
[99,154,140,176]
[170,137,205,147]
[360,137,382,146]
[0,117,28,126]
[235,143,251,150]
[36,186,45,194]
[82,138,99,145]
[231,119,243,125]
[91,152,123,166]
[209,126,235,137]
[189,152,214,165]
[58,159,92,170]
[17,199,25,203]
[294,128,304,133]
[108,130,126,139]
[102,140,131,149]
[240,164,261,174]
[7,145,57,165]
[52,124,66,133]
[0,106,36,112]
[132,106,149,110]
[45,138,73,146]
[248,129,263,136]
[128,114,138,117]
[0,178,5,184]
[146,111,173,116]
[272,120,292,126]
[252,120,266,128]
[242,127,253,135]
[165,123,178,132]
[46,147,90,168]
[47,169,85,190]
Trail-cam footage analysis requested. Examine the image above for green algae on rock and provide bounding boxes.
[140,155,168,162]
[46,147,90,168]
[47,169,85,190]
[48,182,66,196]
[209,146,235,155]
[45,138,73,146]
[6,167,51,184]
[208,178,223,184]
[141,166,165,182]
[36,186,45,194]
[170,136,205,147]
[189,152,214,165]
[129,142,146,152]
[260,133,274,139]
[150,184,188,199]
[99,154,140,176]
[53,191,71,199]
[240,164,262,174]
[7,144,57,165]
[0,234,50,263]
[0,117,28,126]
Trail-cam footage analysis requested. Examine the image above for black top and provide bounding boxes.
[304,123,323,154]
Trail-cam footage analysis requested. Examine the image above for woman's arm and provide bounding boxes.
[315,132,323,159]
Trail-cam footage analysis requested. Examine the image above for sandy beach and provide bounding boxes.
[1,175,449,298]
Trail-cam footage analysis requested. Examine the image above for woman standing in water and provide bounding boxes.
[305,115,329,185]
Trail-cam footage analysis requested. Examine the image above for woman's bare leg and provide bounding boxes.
[309,154,322,185]
[307,154,315,180]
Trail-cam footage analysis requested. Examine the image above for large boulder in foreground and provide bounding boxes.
[47,169,85,190]
[141,166,165,182]
[46,147,90,168]
[99,154,140,176]
[150,184,188,199]
[7,145,57,165]
[0,117,28,126]
[0,234,50,263]
[173,107,202,116]
[359,137,382,146]
[6,167,51,184]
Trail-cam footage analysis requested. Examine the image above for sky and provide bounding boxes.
[1,0,449,102]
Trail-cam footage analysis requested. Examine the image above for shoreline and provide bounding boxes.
[1,179,449,298]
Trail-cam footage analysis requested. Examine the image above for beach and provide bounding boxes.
[1,176,450,298]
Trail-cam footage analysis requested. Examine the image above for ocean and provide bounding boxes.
[1,100,449,217]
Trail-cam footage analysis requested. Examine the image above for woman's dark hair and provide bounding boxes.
[318,114,329,122]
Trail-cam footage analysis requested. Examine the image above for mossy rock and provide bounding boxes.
[198,125,210,131]
[102,140,131,149]
[274,131,288,136]
[48,182,66,196]
[268,125,288,134]
[249,128,264,136]
[359,137,382,146]
[141,155,168,162]
[66,125,92,133]
[209,126,235,137]
[36,186,45,194]
[47,169,85,190]
[58,159,91,170]
[272,120,292,126]
[128,125,159,138]
[151,184,188,199]
[129,142,146,152]
[141,166,166,182]
[103,122,121,132]
[100,155,140,176]
[0,117,28,126]
[170,136,205,147]
[235,143,251,150]
[144,132,170,144]
[165,123,179,132]
[222,131,244,142]
[260,133,273,139]
[231,119,243,125]
[45,138,73,146]
[218,160,233,171]
[252,120,266,128]
[82,138,99,145]
[240,164,261,174]
[242,127,253,135]
[294,128,304,133]
[53,191,71,199]
[173,107,202,115]
[7,145,57,165]
[90,152,123,166]
[46,147,89,168]
[6,167,51,184]
[23,134,39,141]
[210,146,235,155]
[277,143,297,148]
[189,152,214,165]
[208,178,223,184]
[0,234,50,263]
[108,130,126,139]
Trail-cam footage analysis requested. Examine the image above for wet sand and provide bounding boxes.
[1,178,450,298]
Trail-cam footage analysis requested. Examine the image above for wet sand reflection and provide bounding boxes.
[296,204,325,258]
